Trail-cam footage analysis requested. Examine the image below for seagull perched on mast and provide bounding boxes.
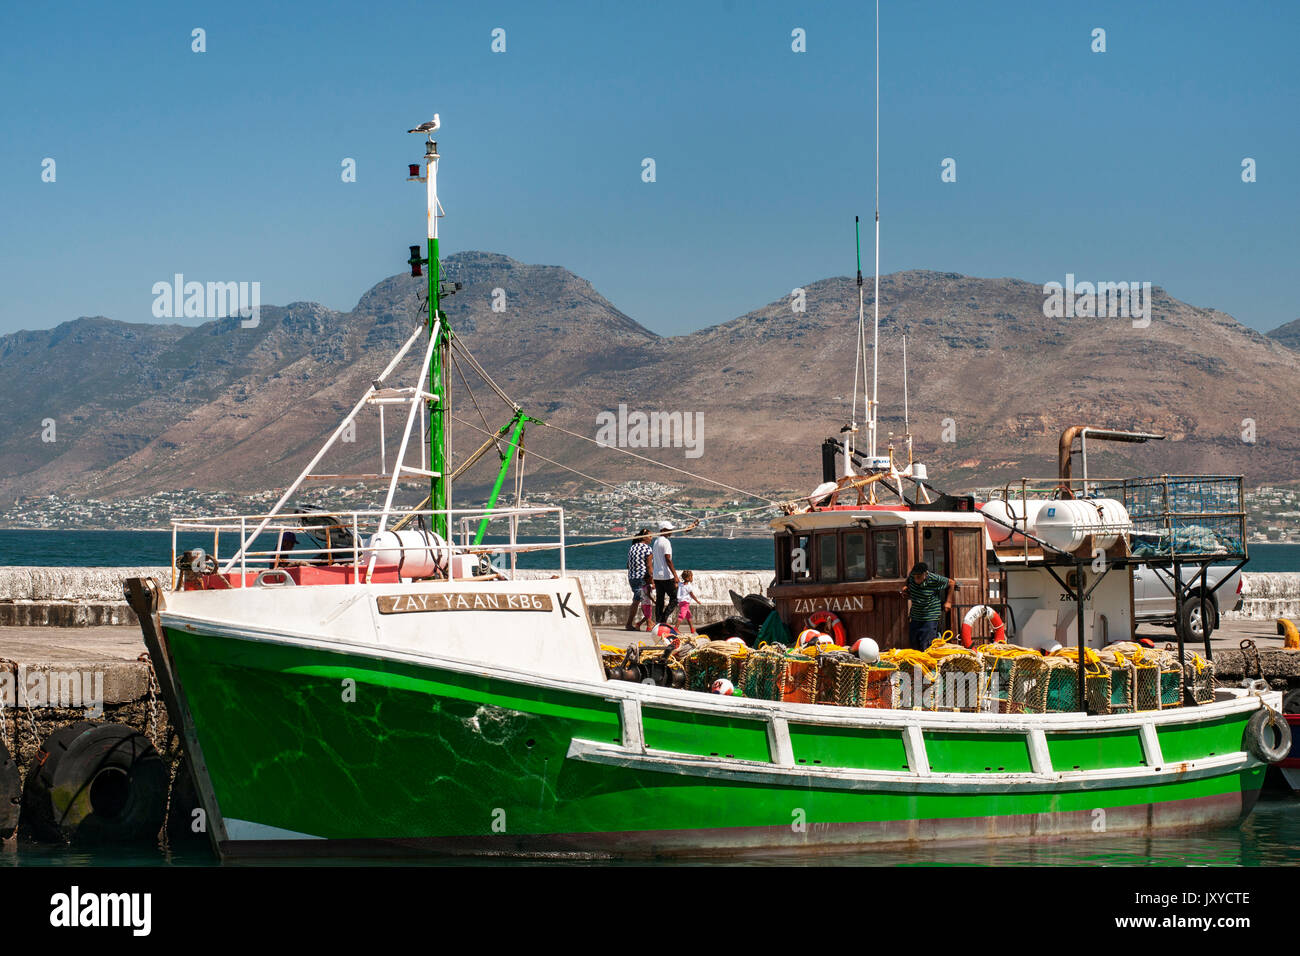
[407,114,440,134]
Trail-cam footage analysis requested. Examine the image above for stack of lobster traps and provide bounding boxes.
[601,634,1218,715]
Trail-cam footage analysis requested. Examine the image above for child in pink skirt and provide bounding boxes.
[676,570,697,634]
[638,584,655,631]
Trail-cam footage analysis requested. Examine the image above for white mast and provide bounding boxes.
[869,0,881,460]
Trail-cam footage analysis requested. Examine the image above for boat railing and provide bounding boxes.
[168,505,567,588]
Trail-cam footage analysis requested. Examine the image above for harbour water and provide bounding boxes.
[2,793,1296,867]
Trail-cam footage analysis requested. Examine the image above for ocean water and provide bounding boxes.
[1,792,1296,867]
[1,530,1298,573]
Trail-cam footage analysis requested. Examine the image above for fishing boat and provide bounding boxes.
[121,110,1295,860]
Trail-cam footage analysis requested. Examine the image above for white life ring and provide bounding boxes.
[961,605,1006,647]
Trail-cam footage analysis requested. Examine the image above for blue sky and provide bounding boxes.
[2,0,1296,337]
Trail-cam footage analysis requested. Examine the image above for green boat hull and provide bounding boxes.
[159,624,1266,859]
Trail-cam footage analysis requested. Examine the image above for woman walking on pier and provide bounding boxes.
[625,528,654,630]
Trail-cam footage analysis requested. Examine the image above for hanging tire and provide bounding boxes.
[0,738,19,840]
[20,721,167,844]
[1244,708,1292,764]
[1283,688,1300,716]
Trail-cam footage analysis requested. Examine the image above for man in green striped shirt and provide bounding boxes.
[902,562,956,650]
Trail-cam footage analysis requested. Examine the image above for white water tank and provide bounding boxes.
[981,499,1047,545]
[365,529,450,578]
[1030,498,1131,553]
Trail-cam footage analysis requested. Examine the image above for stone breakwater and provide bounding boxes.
[2,567,1298,628]
[0,567,774,628]
[0,566,171,626]
[1229,573,1300,621]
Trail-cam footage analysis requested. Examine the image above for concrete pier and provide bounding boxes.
[0,625,173,784]
[5,567,1298,629]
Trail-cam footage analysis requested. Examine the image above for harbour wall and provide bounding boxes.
[1,567,1298,627]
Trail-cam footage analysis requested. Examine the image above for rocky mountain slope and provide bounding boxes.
[1267,317,1300,353]
[3,252,1298,511]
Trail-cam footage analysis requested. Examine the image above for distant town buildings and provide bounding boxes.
[0,481,782,538]
[2,483,1295,542]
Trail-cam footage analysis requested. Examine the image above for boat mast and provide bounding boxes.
[869,0,881,460]
[903,334,911,465]
[419,123,450,536]
[849,215,865,477]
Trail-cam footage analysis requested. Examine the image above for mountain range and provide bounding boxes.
[2,251,1298,513]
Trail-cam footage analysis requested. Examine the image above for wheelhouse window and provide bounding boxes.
[817,534,839,582]
[922,526,948,576]
[844,532,868,581]
[777,533,813,582]
[873,530,900,578]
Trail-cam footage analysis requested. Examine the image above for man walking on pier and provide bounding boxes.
[652,521,680,625]
[902,561,955,649]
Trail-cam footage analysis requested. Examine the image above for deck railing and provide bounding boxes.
[169,506,567,588]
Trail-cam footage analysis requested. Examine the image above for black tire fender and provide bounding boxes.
[1244,708,1292,764]
[0,737,19,840]
[1283,688,1300,716]
[20,721,167,844]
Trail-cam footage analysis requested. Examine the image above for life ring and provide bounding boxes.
[960,605,1006,648]
[808,610,847,646]
[20,721,168,844]
[1244,708,1292,764]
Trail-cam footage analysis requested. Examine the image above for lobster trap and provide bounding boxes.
[978,648,1037,713]
[1006,656,1080,714]
[862,662,900,709]
[741,646,785,700]
[685,641,748,693]
[1185,657,1216,705]
[777,655,818,704]
[1157,655,1184,709]
[816,652,870,707]
[934,653,983,712]
[1133,660,1162,712]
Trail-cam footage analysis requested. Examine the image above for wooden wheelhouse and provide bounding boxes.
[769,506,990,650]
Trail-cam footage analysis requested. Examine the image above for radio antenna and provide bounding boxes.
[868,0,881,460]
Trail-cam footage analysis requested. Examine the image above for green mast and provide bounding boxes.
[427,210,447,538]
[409,117,450,538]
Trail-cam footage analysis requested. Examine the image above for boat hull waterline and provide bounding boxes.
[142,581,1270,860]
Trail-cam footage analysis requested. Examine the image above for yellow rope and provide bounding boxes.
[977,643,1039,661]
[926,637,976,659]
[1051,645,1106,676]
[879,649,938,679]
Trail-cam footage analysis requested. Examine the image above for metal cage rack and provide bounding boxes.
[1089,475,1247,561]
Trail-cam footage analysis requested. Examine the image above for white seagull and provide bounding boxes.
[407,114,440,134]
